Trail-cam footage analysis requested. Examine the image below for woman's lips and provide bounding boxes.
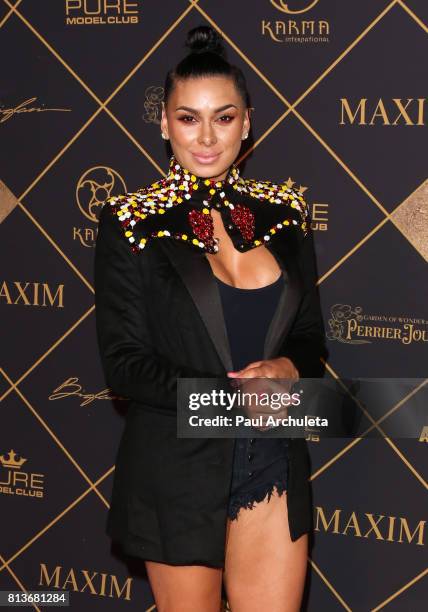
[192,152,221,164]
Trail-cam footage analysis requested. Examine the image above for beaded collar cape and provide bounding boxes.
[103,154,309,254]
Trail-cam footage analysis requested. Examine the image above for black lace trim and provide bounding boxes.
[228,479,287,521]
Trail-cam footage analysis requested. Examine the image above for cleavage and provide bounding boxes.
[205,210,282,289]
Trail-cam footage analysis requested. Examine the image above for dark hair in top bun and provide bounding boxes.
[164,25,250,107]
[184,24,226,57]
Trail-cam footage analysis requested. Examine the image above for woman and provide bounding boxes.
[94,24,327,612]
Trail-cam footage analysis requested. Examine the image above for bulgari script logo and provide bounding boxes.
[49,377,125,406]
[315,507,425,546]
[327,305,428,345]
[0,97,71,124]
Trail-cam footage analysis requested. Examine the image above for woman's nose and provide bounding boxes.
[198,122,217,146]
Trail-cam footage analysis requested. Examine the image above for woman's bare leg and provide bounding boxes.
[223,489,308,612]
[145,561,223,612]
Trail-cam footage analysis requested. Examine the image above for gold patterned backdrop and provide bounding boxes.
[0,1,427,609]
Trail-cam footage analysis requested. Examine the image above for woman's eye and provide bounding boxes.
[177,115,235,123]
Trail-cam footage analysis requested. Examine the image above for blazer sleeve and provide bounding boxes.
[279,215,329,379]
[93,203,218,412]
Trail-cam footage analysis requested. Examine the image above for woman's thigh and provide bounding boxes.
[223,489,308,612]
[145,560,223,612]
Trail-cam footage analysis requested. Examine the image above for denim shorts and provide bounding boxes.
[227,437,289,520]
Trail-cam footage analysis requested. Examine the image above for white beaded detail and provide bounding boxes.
[103,154,309,253]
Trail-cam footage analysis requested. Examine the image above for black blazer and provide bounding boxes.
[94,198,328,568]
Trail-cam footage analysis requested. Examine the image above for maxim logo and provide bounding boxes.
[39,564,132,600]
[74,166,126,247]
[0,281,64,308]
[315,507,425,546]
[65,0,140,26]
[340,98,426,126]
[0,449,45,499]
[327,305,428,345]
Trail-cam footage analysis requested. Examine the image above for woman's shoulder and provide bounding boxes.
[239,173,310,231]
[97,175,173,251]
[101,175,167,216]
[100,169,310,214]
[96,171,312,254]
[241,172,308,206]
[98,179,169,252]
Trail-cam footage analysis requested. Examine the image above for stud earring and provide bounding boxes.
[242,133,249,140]
[161,132,168,140]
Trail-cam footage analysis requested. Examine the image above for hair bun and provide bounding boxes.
[185,25,226,58]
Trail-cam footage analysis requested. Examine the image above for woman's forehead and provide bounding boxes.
[168,76,242,106]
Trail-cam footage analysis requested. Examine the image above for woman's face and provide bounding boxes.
[161,75,250,181]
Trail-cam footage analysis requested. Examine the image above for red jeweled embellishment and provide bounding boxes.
[188,209,216,250]
[230,204,255,242]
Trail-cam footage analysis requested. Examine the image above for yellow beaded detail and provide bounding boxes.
[102,154,310,254]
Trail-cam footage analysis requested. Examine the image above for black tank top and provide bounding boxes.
[216,272,289,517]
[215,273,284,371]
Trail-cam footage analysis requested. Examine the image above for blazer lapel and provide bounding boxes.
[263,238,304,360]
[156,238,303,372]
[157,239,234,372]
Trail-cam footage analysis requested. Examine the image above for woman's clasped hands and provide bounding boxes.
[226,357,299,431]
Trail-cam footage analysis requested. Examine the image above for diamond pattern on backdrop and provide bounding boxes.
[393,179,428,262]
[309,439,428,610]
[297,3,428,210]
[320,221,428,378]
[0,10,98,195]
[22,115,159,282]
[18,315,128,482]
[9,489,154,610]
[0,1,9,22]
[16,0,194,100]
[0,206,94,380]
[0,393,89,558]
[197,0,396,101]
[108,9,286,172]
[0,0,426,609]
[241,115,385,276]
[403,0,428,23]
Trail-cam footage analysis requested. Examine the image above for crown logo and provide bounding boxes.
[0,449,27,469]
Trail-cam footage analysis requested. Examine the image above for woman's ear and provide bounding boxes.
[160,101,169,139]
[242,107,251,139]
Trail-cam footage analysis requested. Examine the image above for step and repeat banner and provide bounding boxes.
[1,1,427,610]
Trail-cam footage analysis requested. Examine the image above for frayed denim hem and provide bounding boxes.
[227,480,287,521]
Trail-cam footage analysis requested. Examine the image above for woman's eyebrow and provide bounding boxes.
[174,104,238,113]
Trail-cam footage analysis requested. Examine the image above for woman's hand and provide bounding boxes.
[227,357,299,430]
[227,356,299,382]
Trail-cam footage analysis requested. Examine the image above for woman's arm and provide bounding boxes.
[94,203,218,412]
[279,225,329,379]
